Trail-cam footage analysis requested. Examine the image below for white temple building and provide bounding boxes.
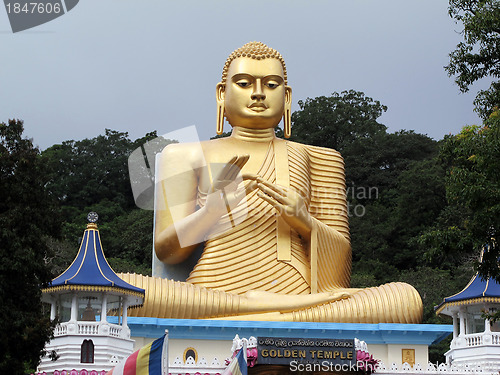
[435,248,500,371]
[37,213,145,374]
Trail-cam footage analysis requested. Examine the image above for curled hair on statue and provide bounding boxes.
[221,41,288,85]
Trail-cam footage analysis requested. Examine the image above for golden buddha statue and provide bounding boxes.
[121,42,423,323]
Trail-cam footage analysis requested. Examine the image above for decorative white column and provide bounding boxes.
[453,313,458,339]
[50,299,56,321]
[482,307,493,345]
[485,310,491,333]
[459,310,466,337]
[101,293,108,323]
[117,296,122,325]
[70,294,78,322]
[122,297,129,328]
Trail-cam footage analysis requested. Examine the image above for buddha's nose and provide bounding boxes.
[251,79,266,100]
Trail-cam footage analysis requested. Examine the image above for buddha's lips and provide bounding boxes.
[249,103,267,109]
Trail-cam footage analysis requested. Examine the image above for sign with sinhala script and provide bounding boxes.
[257,337,355,366]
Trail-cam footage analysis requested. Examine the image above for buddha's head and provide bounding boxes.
[216,42,292,138]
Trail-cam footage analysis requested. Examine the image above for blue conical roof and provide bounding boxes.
[436,248,500,315]
[43,223,145,300]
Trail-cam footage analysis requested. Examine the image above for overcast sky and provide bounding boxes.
[0,0,489,150]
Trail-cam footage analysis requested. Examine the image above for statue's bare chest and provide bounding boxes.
[197,141,273,191]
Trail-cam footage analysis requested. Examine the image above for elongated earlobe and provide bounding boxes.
[284,86,292,138]
[284,108,291,138]
[216,83,225,135]
[217,102,225,135]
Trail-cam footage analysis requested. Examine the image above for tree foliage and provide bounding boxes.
[42,129,141,216]
[0,120,59,373]
[106,209,154,275]
[421,110,500,278]
[41,130,172,275]
[446,0,500,118]
[290,90,387,152]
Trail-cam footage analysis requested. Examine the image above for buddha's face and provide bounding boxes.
[218,57,291,129]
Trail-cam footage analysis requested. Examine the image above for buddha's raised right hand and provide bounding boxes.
[156,154,256,264]
[205,155,257,218]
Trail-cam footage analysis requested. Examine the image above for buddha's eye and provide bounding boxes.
[236,81,251,88]
[266,82,279,89]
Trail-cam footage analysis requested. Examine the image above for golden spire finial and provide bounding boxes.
[86,211,98,229]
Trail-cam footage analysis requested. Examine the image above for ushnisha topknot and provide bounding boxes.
[221,41,288,85]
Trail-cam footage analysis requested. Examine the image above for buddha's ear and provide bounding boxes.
[285,86,292,105]
[216,82,225,102]
[216,83,226,135]
[284,86,292,138]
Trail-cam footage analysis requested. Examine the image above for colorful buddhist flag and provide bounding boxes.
[106,333,168,375]
[222,341,247,375]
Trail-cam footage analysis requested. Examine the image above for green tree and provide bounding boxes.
[350,155,445,281]
[345,130,438,204]
[42,130,173,275]
[0,120,59,373]
[385,158,447,269]
[106,209,154,275]
[420,111,500,279]
[421,111,500,278]
[290,90,387,151]
[41,129,138,218]
[446,0,500,118]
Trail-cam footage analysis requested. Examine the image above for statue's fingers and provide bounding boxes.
[216,156,239,182]
[260,188,287,206]
[224,155,238,169]
[234,154,250,169]
[220,165,238,181]
[244,180,258,195]
[228,155,250,181]
[258,192,286,217]
[242,173,260,181]
[225,165,242,182]
[257,178,286,196]
[257,192,281,209]
[330,292,351,301]
[224,155,248,181]
[257,183,286,205]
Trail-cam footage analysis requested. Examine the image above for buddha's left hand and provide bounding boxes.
[254,178,313,240]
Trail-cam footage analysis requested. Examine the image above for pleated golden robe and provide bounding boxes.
[187,139,351,295]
